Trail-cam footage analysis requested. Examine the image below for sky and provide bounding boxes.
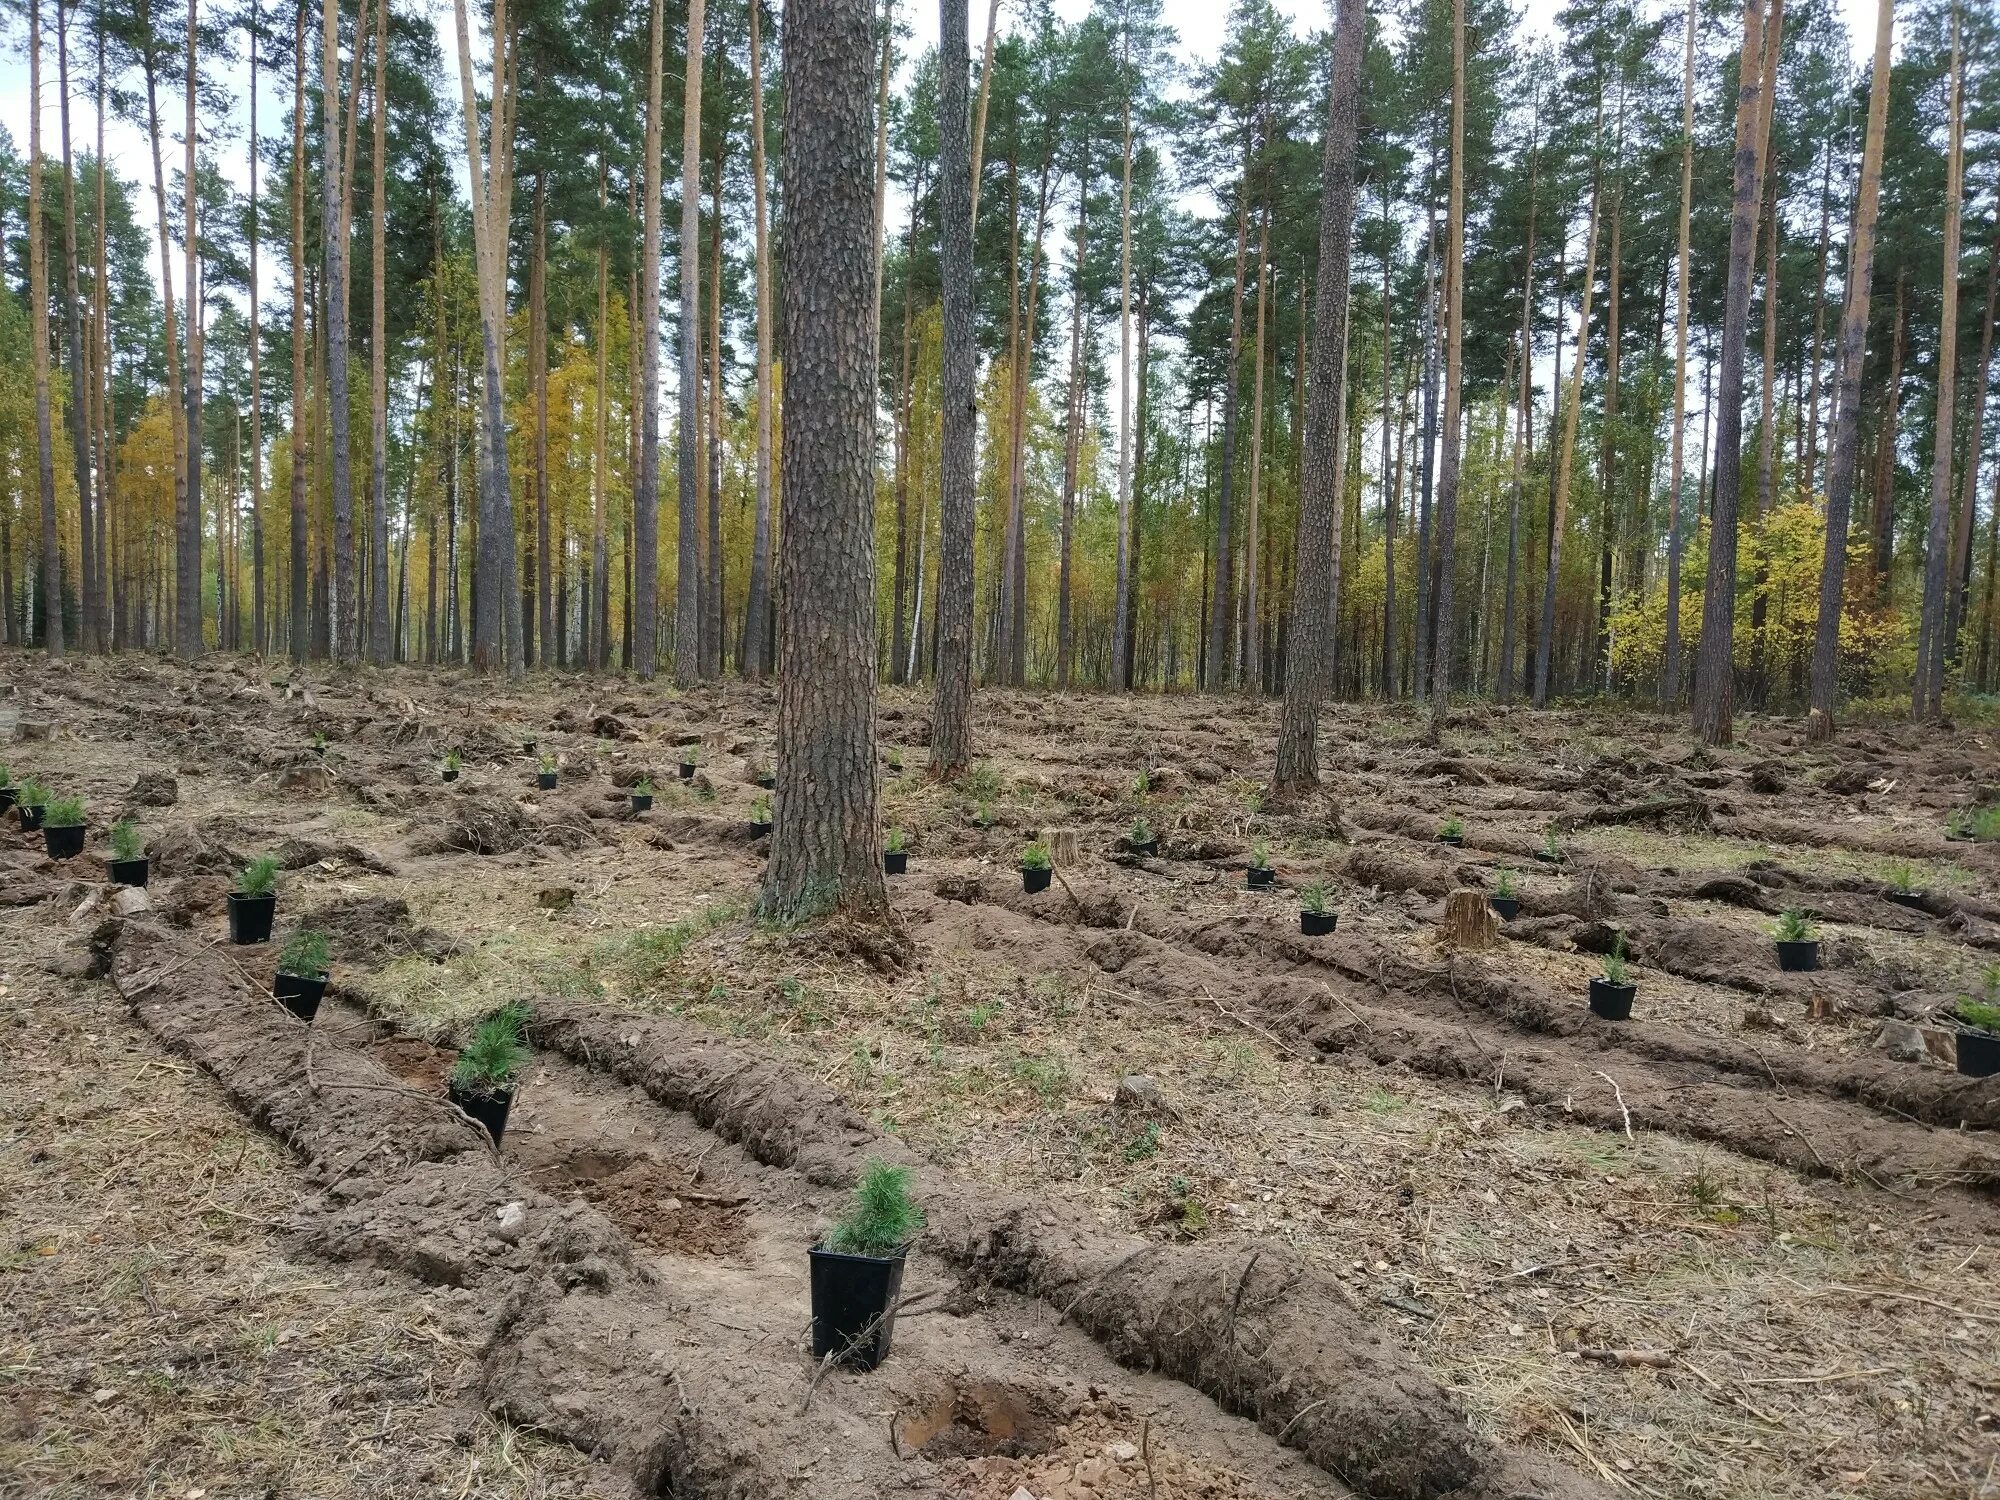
[0,0,1884,327]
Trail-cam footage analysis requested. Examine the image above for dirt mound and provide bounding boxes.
[411,793,600,856]
[296,893,457,965]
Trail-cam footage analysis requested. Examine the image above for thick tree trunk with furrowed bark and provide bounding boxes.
[762,0,888,924]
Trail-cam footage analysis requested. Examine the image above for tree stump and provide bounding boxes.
[1441,888,1500,949]
[1047,828,1081,868]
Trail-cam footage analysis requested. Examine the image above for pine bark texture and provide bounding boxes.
[674,0,707,686]
[1692,0,1780,746]
[762,0,887,921]
[1271,0,1363,794]
[1806,0,1893,739]
[930,0,977,777]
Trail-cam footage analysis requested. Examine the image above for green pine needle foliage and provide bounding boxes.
[826,1159,924,1257]
[452,1007,530,1092]
[236,855,280,898]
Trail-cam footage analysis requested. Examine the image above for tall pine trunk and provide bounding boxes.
[673,0,706,684]
[1500,94,1537,706]
[367,0,391,664]
[930,0,977,775]
[1271,0,1363,793]
[762,0,887,920]
[1691,0,1781,746]
[1206,171,1249,691]
[1663,0,1696,705]
[741,0,777,677]
[1914,7,1965,720]
[322,0,355,661]
[290,0,311,663]
[1426,0,1467,733]
[29,0,61,658]
[635,0,663,678]
[57,0,95,652]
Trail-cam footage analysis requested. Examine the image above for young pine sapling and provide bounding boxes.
[236,855,280,900]
[110,820,143,863]
[1773,908,1815,944]
[750,793,773,824]
[1020,840,1052,871]
[278,928,332,979]
[43,796,85,829]
[1250,838,1272,871]
[886,827,907,855]
[1129,816,1154,847]
[1601,931,1630,987]
[826,1159,924,1258]
[452,1007,530,1097]
[1300,880,1331,917]
[1495,867,1517,899]
[1440,816,1465,840]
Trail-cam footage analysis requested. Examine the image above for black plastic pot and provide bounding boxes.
[808,1243,908,1371]
[1247,866,1274,889]
[449,1080,515,1146]
[18,804,44,832]
[756,774,777,790]
[1775,939,1820,973]
[1490,895,1519,922]
[631,794,654,812]
[536,771,558,791]
[1957,1028,2000,1078]
[43,823,85,860]
[1437,833,1464,847]
[1532,849,1563,864]
[108,856,150,888]
[229,891,277,945]
[884,850,908,875]
[1300,910,1336,936]
[1588,977,1635,1021]
[1128,838,1159,858]
[1022,866,1052,894]
[750,819,774,839]
[522,740,537,755]
[1885,890,1928,912]
[275,970,328,1023]
[0,787,16,813]
[679,761,697,781]
[442,767,460,783]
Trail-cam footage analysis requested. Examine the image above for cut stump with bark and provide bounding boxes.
[1441,888,1501,949]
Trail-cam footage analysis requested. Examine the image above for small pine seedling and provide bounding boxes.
[750,792,773,823]
[1300,880,1330,917]
[1601,931,1630,987]
[1129,816,1154,846]
[1441,816,1465,839]
[445,748,462,771]
[1132,768,1151,797]
[44,796,85,829]
[17,780,48,810]
[826,1158,924,1258]
[886,826,907,854]
[1977,806,2000,842]
[1955,997,2000,1035]
[451,1008,529,1094]
[0,763,12,787]
[1250,837,1272,871]
[887,746,904,771]
[1020,839,1052,871]
[974,798,995,827]
[1495,867,1517,899]
[1773,908,1815,944]
[236,855,280,899]
[278,928,331,978]
[1885,862,1918,894]
[1541,826,1562,860]
[634,777,655,796]
[312,732,329,752]
[538,753,558,775]
[110,820,143,862]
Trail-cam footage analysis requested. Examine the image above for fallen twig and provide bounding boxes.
[1594,1070,1634,1139]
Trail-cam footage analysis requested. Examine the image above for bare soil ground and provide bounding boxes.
[3,647,1998,1500]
